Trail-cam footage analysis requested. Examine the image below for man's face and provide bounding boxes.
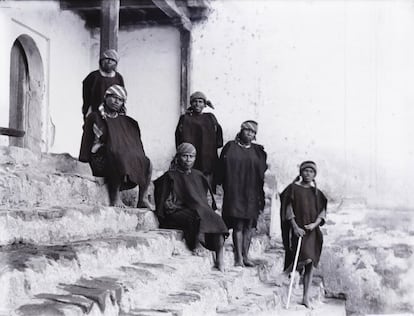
[100,58,117,73]
[105,94,124,112]
[300,167,316,183]
[240,128,256,144]
[178,153,196,170]
[190,98,206,113]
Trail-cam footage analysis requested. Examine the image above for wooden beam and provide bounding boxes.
[0,127,25,137]
[151,0,192,31]
[61,0,157,11]
[180,27,191,113]
[100,0,120,54]
[60,0,101,11]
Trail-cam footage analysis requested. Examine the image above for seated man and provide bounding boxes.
[154,143,228,272]
[79,84,152,208]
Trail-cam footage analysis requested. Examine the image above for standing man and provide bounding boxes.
[217,120,267,267]
[82,49,125,119]
[175,91,223,190]
[280,161,328,308]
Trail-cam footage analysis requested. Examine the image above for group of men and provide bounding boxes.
[78,49,327,308]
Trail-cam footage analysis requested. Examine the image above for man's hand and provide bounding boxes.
[290,218,306,237]
[304,222,318,231]
[293,225,306,238]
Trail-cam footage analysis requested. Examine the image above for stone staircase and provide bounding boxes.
[0,146,346,316]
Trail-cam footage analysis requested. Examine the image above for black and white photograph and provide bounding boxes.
[0,0,413,315]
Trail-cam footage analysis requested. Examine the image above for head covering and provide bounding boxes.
[176,142,196,155]
[189,91,214,109]
[291,160,319,207]
[240,120,258,133]
[100,49,119,62]
[299,160,317,175]
[169,143,196,172]
[104,85,127,101]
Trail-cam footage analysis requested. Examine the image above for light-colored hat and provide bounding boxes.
[240,120,258,133]
[104,85,127,101]
[190,91,214,109]
[177,142,196,155]
[100,49,119,62]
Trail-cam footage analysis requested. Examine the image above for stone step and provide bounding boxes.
[13,249,273,316]
[0,146,109,208]
[0,146,149,208]
[0,206,158,245]
[9,234,346,316]
[4,231,274,315]
[0,229,183,312]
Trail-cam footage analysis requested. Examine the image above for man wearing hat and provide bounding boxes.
[79,85,152,209]
[175,91,223,190]
[217,120,267,267]
[82,49,125,119]
[279,160,328,308]
[153,142,228,272]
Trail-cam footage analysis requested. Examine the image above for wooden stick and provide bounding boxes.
[286,236,302,309]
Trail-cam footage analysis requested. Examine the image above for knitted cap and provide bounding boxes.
[299,161,317,174]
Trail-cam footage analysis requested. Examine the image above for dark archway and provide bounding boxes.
[9,34,44,153]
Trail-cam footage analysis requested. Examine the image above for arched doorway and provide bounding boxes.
[9,34,44,153]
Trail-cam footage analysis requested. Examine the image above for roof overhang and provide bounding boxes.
[59,0,211,30]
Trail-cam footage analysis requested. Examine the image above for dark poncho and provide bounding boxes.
[154,169,228,250]
[78,112,149,190]
[217,141,267,228]
[82,70,124,116]
[175,112,223,174]
[280,183,327,270]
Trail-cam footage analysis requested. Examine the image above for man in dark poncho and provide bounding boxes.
[217,120,267,267]
[154,143,228,272]
[79,85,152,208]
[82,49,125,119]
[280,161,327,308]
[175,91,223,188]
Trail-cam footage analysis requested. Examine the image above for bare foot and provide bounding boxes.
[192,246,206,257]
[214,255,225,272]
[212,266,225,273]
[213,262,225,273]
[112,200,127,208]
[137,199,154,209]
[301,298,313,309]
[234,261,244,267]
[243,258,255,267]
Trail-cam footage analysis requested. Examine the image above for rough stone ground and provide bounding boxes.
[319,200,414,316]
[0,146,348,315]
[0,226,346,316]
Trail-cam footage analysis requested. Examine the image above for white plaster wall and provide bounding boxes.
[191,0,414,208]
[0,1,91,154]
[1,1,188,173]
[90,26,181,173]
